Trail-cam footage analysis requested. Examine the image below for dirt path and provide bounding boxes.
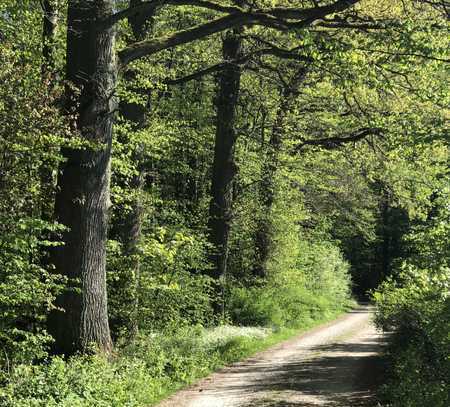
[157,306,385,407]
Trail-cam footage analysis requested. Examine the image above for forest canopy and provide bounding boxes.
[0,0,448,406]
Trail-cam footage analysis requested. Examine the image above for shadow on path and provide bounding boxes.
[227,335,385,406]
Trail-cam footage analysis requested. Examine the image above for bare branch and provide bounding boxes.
[296,127,383,151]
[165,63,226,85]
[165,45,311,85]
[316,21,385,29]
[261,0,359,20]
[355,47,450,63]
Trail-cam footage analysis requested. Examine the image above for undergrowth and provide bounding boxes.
[0,309,347,407]
[374,210,450,407]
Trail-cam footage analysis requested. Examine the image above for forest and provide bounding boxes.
[0,0,448,406]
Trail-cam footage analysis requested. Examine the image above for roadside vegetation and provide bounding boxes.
[2,312,350,407]
[1,223,353,405]
[374,198,450,407]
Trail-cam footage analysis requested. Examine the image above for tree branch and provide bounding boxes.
[119,13,249,66]
[355,47,450,63]
[118,0,361,66]
[296,127,383,151]
[165,63,226,85]
[262,0,359,20]
[103,0,242,29]
[316,21,385,29]
[165,46,311,85]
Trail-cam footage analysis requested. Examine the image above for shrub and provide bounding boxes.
[0,325,270,406]
[0,40,66,371]
[0,219,65,370]
[108,228,214,337]
[374,265,450,407]
[228,239,353,328]
[374,202,450,407]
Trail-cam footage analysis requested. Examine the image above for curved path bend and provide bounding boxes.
[157,305,385,407]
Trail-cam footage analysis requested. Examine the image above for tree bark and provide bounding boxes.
[253,67,307,278]
[380,188,391,281]
[48,0,115,355]
[208,31,243,290]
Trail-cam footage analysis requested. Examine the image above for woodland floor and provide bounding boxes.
[157,305,385,407]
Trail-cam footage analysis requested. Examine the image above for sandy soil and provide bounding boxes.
[157,305,385,407]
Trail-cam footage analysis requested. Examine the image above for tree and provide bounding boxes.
[207,29,243,312]
[41,0,58,79]
[49,0,117,355]
[49,0,448,353]
[254,65,308,278]
[113,0,156,338]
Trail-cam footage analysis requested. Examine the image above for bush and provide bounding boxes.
[0,42,66,370]
[374,203,450,407]
[108,228,214,337]
[0,355,159,407]
[0,219,65,370]
[228,239,353,328]
[374,265,450,407]
[0,325,270,406]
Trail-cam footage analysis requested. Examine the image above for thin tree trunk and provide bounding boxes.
[113,0,156,338]
[42,0,58,80]
[380,189,391,281]
[119,173,145,335]
[40,0,59,199]
[113,1,156,336]
[48,0,116,355]
[253,67,308,278]
[115,94,146,335]
[208,31,242,295]
[39,0,59,265]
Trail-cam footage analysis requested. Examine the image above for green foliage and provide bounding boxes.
[0,219,65,370]
[228,239,353,328]
[1,355,158,407]
[0,325,275,407]
[374,201,450,406]
[374,266,450,407]
[108,227,214,336]
[0,0,448,405]
[0,18,66,369]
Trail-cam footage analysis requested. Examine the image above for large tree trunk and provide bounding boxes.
[48,0,116,355]
[253,67,307,278]
[208,31,242,290]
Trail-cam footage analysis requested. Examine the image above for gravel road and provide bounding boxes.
[157,305,385,407]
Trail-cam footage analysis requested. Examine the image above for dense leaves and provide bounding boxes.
[0,20,67,368]
[374,191,450,406]
[0,0,448,405]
